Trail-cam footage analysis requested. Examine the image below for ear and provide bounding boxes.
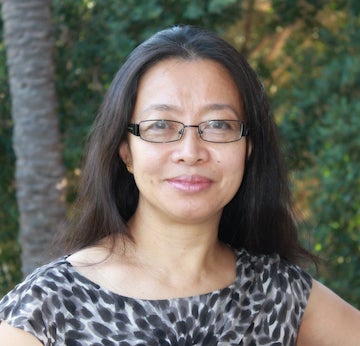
[246,137,253,160]
[119,141,133,172]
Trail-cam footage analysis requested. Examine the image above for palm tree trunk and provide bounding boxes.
[1,0,67,275]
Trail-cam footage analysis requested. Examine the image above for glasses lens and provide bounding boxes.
[199,120,244,143]
[134,119,245,143]
[140,120,183,143]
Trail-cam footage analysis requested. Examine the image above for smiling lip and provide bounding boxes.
[167,175,213,192]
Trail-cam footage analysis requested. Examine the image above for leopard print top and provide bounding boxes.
[0,249,312,345]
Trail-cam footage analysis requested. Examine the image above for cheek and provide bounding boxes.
[131,146,166,181]
[220,151,246,184]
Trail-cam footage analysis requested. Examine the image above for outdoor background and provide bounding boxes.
[1,0,359,307]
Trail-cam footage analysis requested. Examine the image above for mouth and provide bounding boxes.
[167,175,213,192]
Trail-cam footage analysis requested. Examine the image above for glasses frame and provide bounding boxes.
[127,119,249,143]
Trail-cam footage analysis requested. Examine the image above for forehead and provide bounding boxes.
[139,57,238,89]
[134,58,243,117]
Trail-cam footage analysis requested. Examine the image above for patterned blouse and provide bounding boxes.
[0,249,312,345]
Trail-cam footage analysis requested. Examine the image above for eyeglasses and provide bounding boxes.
[128,119,248,143]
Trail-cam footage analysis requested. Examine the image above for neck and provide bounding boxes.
[98,209,237,299]
[129,216,222,268]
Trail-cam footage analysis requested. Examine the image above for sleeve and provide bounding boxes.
[247,253,313,344]
[0,263,62,346]
[265,257,313,338]
[275,259,313,310]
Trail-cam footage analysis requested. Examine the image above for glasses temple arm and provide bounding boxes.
[128,124,140,136]
[242,124,249,137]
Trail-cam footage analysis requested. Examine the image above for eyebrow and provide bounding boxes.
[140,103,240,117]
[140,104,181,114]
[202,103,240,117]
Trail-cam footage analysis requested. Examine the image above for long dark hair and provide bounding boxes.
[64,25,314,265]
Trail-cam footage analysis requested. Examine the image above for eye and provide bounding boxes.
[206,120,233,130]
[150,120,170,130]
[143,120,174,132]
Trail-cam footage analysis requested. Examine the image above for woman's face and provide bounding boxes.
[120,58,249,226]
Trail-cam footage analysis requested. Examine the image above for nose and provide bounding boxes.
[181,125,202,137]
[171,126,209,165]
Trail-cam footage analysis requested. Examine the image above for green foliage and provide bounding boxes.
[272,0,323,25]
[276,6,360,306]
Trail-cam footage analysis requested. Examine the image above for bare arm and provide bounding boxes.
[0,321,43,346]
[297,279,360,345]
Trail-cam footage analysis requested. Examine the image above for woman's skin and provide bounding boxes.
[1,58,360,345]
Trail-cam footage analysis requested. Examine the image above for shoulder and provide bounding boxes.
[1,257,72,302]
[0,257,71,307]
[297,279,360,345]
[233,249,313,343]
[235,248,312,313]
[236,248,312,293]
[0,257,75,344]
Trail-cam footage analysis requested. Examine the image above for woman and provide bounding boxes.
[1,25,359,345]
